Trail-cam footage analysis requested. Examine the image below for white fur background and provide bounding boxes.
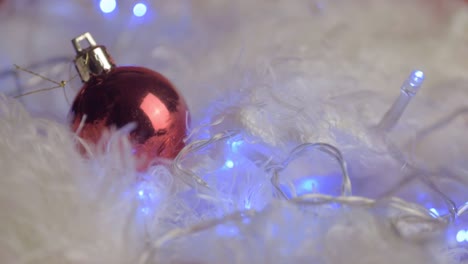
[0,0,468,263]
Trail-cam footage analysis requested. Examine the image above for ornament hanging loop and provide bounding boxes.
[71,32,115,83]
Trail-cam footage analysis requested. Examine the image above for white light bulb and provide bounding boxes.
[99,0,116,14]
[133,3,147,17]
[456,230,467,243]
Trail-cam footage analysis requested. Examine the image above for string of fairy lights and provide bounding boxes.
[1,1,467,249]
[99,0,148,17]
[168,70,468,246]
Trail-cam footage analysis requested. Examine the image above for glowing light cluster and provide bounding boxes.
[223,139,244,169]
[136,181,159,215]
[99,0,148,17]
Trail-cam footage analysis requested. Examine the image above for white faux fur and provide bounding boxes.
[1,0,468,263]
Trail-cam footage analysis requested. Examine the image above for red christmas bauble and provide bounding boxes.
[69,33,189,170]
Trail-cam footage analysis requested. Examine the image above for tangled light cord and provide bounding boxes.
[168,132,456,245]
[162,70,467,251]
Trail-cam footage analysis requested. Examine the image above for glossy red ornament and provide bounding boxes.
[69,33,189,170]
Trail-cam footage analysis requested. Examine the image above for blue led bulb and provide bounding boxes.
[429,208,439,217]
[456,230,467,243]
[225,160,234,169]
[100,0,116,14]
[401,70,424,96]
[133,3,147,17]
